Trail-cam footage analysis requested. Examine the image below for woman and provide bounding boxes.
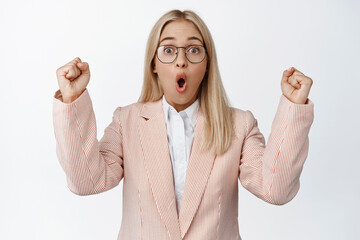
[53,9,314,240]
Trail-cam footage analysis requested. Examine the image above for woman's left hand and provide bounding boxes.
[281,67,313,104]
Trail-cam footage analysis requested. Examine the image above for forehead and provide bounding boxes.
[160,19,203,43]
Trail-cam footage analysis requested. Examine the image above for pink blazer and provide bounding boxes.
[53,88,314,240]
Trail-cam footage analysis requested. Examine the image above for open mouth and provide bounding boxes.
[177,78,185,88]
[175,72,187,93]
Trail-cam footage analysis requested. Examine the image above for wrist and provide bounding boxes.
[62,94,80,103]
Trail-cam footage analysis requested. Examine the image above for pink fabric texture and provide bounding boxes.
[53,88,314,240]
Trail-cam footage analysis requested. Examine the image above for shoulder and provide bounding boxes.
[112,101,145,121]
[112,99,162,122]
[230,106,258,138]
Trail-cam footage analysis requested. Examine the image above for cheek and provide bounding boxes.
[154,59,171,77]
[193,63,207,82]
[156,68,172,91]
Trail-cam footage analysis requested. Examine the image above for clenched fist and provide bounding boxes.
[281,67,313,104]
[56,57,90,103]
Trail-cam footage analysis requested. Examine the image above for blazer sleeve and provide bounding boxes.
[52,88,124,196]
[239,94,314,205]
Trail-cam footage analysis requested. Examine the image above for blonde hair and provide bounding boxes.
[138,9,233,155]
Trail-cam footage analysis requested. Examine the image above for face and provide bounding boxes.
[153,19,207,112]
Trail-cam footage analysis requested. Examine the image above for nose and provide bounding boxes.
[175,48,188,68]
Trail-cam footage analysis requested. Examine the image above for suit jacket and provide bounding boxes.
[53,88,314,240]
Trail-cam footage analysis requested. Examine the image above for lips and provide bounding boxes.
[176,73,187,93]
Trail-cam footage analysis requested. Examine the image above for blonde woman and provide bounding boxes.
[53,9,314,240]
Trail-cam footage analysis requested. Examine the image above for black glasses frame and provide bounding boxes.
[156,44,207,64]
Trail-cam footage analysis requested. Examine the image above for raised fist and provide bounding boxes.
[56,57,90,103]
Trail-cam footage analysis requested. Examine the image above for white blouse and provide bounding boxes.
[162,95,199,214]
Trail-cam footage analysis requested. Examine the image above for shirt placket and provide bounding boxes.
[171,110,187,208]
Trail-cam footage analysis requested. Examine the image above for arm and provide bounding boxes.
[239,94,314,205]
[53,88,124,196]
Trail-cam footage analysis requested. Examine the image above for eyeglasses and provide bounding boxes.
[156,45,207,64]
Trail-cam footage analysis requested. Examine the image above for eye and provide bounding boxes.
[163,46,175,54]
[188,46,200,54]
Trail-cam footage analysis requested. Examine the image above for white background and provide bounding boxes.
[1,0,359,239]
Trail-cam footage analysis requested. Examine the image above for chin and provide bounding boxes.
[176,94,192,103]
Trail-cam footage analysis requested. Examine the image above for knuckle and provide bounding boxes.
[67,62,76,67]
[57,66,67,75]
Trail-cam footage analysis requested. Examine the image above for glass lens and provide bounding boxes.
[157,46,177,63]
[186,45,205,63]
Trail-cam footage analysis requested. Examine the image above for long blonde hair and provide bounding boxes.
[138,9,233,155]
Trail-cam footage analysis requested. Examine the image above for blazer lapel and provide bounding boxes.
[178,108,216,239]
[138,99,181,240]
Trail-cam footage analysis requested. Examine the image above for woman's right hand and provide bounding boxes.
[56,57,90,103]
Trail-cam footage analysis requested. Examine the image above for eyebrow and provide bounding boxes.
[159,36,203,45]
